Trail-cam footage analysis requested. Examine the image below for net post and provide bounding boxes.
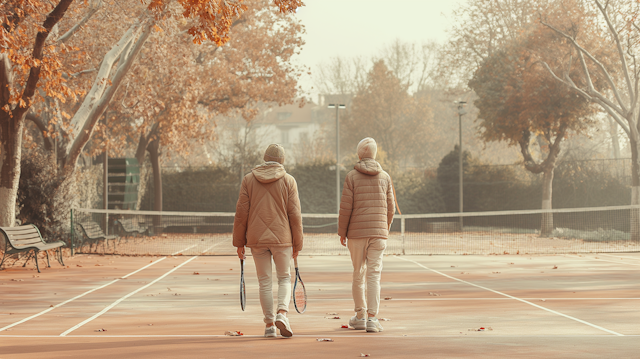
[70,208,74,256]
[401,216,405,255]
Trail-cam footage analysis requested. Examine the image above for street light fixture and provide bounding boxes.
[328,103,346,214]
[456,100,467,230]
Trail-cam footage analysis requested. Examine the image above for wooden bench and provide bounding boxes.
[76,221,117,252]
[115,218,148,236]
[0,224,65,273]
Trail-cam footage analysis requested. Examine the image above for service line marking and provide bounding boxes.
[565,254,640,267]
[598,253,640,261]
[0,257,167,333]
[59,241,227,337]
[396,256,624,336]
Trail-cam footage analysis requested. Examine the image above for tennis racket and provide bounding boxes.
[240,258,246,311]
[293,257,307,314]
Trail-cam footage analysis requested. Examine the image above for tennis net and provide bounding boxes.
[69,205,640,256]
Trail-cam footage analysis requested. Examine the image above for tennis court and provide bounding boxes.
[1,247,638,358]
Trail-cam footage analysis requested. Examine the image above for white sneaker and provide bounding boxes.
[366,317,383,333]
[275,313,293,337]
[349,315,366,330]
[264,326,277,338]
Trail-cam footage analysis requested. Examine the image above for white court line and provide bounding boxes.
[172,245,197,255]
[0,257,166,333]
[2,334,639,338]
[396,256,624,337]
[566,255,640,267]
[598,253,640,261]
[59,241,226,337]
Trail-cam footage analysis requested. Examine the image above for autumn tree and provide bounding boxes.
[469,27,597,235]
[102,0,305,211]
[1,0,303,226]
[538,0,640,239]
[345,60,433,168]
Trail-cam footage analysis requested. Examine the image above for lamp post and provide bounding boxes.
[328,103,346,214]
[456,101,466,230]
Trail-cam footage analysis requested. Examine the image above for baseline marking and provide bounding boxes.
[2,334,639,338]
[396,256,624,336]
[0,257,166,333]
[59,241,226,337]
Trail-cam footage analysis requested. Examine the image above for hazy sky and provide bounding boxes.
[294,0,465,98]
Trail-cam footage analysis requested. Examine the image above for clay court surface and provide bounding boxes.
[1,250,639,358]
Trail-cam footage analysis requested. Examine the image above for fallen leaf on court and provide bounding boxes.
[360,354,370,357]
[76,265,82,267]
[224,331,243,336]
[468,327,492,332]
[193,272,200,275]
[11,279,23,282]
[379,318,391,321]
[95,328,107,332]
[229,268,233,270]
[167,288,171,291]
[492,272,501,274]
[552,265,558,269]
[316,338,333,342]
[384,297,392,300]
[541,299,546,302]
[450,266,456,267]
[95,264,102,266]
[148,324,153,326]
[325,316,340,319]
[341,325,348,328]
[50,305,53,307]
[508,263,514,265]
[429,292,440,296]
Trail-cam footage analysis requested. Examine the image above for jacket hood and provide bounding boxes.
[354,159,383,176]
[252,162,287,183]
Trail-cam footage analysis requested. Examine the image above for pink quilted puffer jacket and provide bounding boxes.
[338,159,395,239]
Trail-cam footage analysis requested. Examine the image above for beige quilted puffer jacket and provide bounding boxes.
[338,159,395,239]
[233,162,303,251]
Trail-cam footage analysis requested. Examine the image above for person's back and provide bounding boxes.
[233,144,303,338]
[338,137,395,333]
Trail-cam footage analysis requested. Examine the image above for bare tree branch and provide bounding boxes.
[55,0,103,44]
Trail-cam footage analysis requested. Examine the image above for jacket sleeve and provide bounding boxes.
[338,174,353,237]
[287,176,304,252]
[233,176,250,248]
[386,175,395,229]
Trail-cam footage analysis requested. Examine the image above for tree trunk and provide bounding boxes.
[608,117,621,160]
[630,136,640,241]
[148,139,163,235]
[0,113,24,227]
[540,167,554,237]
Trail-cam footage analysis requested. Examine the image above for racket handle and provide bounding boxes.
[294,256,298,269]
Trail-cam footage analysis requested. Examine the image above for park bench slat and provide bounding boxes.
[4,227,40,235]
[10,239,43,247]
[7,232,42,240]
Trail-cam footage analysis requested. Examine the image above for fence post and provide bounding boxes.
[70,208,74,256]
[401,216,405,255]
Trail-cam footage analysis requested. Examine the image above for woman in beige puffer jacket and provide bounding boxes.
[233,144,303,338]
[338,137,395,333]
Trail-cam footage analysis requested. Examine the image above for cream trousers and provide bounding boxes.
[347,238,386,317]
[251,246,292,324]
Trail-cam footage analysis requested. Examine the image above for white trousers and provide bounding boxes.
[251,246,292,324]
[347,238,386,317]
